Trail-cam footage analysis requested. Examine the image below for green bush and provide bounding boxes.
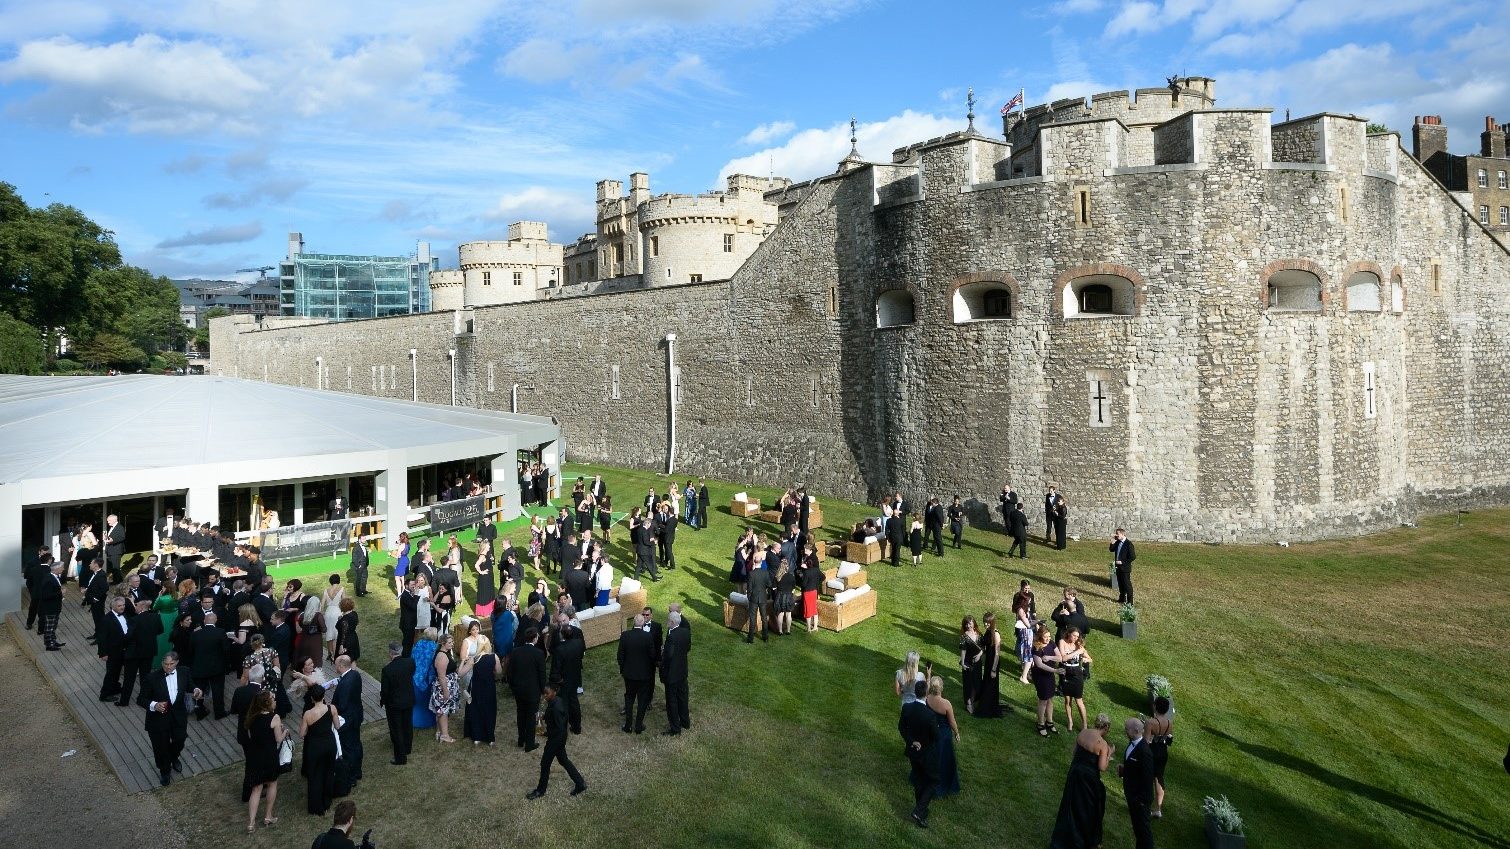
[0,313,45,375]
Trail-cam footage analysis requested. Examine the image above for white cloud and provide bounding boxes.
[0,0,113,45]
[1041,80,1119,103]
[718,110,962,185]
[1104,2,1161,36]
[740,120,796,145]
[497,38,602,84]
[156,221,264,249]
[203,178,308,210]
[482,186,597,236]
[163,153,210,175]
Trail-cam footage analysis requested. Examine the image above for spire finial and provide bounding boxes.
[967,87,976,131]
[849,117,858,154]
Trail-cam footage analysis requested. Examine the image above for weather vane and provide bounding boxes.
[849,117,858,155]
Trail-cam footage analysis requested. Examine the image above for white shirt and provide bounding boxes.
[114,612,128,632]
[153,671,179,711]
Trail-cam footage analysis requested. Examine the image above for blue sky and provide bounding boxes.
[1,0,1505,281]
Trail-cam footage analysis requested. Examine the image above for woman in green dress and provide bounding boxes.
[150,590,179,668]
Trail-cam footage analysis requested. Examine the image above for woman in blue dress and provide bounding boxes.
[410,631,437,731]
[392,532,411,597]
[491,591,517,659]
[925,676,961,796]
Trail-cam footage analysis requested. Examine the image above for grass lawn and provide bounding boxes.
[157,462,1510,849]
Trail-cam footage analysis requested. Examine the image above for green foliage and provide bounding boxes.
[1146,672,1173,698]
[0,182,186,364]
[74,331,146,369]
[1204,795,1246,835]
[1366,122,1393,135]
[203,306,230,321]
[192,327,210,352]
[0,311,45,374]
[1118,601,1138,621]
[159,350,188,370]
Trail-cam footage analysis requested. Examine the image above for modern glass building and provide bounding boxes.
[279,233,435,319]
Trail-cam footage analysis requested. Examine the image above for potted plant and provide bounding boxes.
[1145,674,1174,715]
[1202,795,1246,849]
[1119,603,1138,639]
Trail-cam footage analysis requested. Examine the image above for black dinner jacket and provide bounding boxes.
[1122,738,1156,804]
[616,626,655,682]
[331,669,363,726]
[506,643,547,697]
[1110,537,1136,565]
[379,655,416,710]
[137,667,194,721]
[660,622,690,683]
[98,609,131,657]
[550,629,585,690]
[899,700,938,762]
[188,624,230,677]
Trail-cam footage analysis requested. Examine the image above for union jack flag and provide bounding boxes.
[1000,89,1024,116]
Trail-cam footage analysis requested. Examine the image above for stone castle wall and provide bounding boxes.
[212,88,1510,543]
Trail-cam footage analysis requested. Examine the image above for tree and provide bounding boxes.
[0,183,122,363]
[1367,122,1393,135]
[75,332,146,369]
[0,312,45,375]
[79,265,187,354]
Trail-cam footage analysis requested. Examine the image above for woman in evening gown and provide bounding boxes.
[1049,714,1112,849]
[973,612,1004,718]
[959,616,982,715]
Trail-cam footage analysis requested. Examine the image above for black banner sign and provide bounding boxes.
[260,519,353,562]
[429,495,484,533]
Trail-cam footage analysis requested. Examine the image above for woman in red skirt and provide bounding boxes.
[796,542,823,632]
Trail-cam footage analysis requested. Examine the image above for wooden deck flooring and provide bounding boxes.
[6,597,383,794]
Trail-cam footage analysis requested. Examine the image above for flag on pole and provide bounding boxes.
[1000,88,1024,116]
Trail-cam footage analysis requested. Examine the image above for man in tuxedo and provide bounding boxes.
[97,595,131,702]
[632,516,659,581]
[697,479,710,530]
[655,508,678,571]
[25,547,52,633]
[886,510,905,568]
[350,538,369,597]
[332,654,364,783]
[397,578,418,656]
[1008,502,1030,558]
[33,561,65,651]
[745,558,771,643]
[618,613,656,733]
[188,611,230,719]
[378,642,415,765]
[506,628,547,751]
[920,498,941,556]
[1048,488,1068,549]
[315,800,364,849]
[1110,528,1137,604]
[1052,587,1090,642]
[252,579,277,634]
[81,558,109,644]
[118,598,162,705]
[899,679,939,828]
[660,609,691,735]
[526,678,587,800]
[328,490,348,520]
[998,484,1019,530]
[562,562,592,613]
[229,666,269,746]
[103,513,126,584]
[138,652,201,786]
[1043,487,1057,540]
[548,616,585,734]
[1120,717,1156,849]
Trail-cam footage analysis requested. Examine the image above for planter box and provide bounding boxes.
[1122,621,1138,640]
[1204,814,1246,849]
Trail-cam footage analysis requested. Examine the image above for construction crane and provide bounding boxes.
[237,265,276,278]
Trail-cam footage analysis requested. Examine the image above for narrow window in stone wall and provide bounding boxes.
[1501,206,1509,226]
[650,236,659,257]
[1431,260,1442,294]
[827,286,839,316]
[667,268,673,279]
[487,362,495,393]
[746,375,754,407]
[723,234,734,253]
[611,365,620,400]
[673,366,682,405]
[810,374,819,408]
[1086,369,1114,428]
[371,366,378,392]
[1074,187,1091,228]
[1362,362,1377,419]
[483,271,492,286]
[1339,185,1349,224]
[690,274,703,283]
[513,272,523,286]
[346,365,352,391]
[1500,170,1508,190]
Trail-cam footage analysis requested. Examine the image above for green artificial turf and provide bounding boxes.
[158,461,1510,849]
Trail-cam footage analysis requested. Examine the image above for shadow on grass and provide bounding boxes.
[1095,679,1149,715]
[1203,727,1510,849]
[887,613,957,657]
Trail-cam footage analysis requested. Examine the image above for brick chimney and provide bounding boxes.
[1482,116,1507,158]
[1413,115,1451,184]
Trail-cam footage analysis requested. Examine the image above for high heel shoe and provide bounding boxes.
[1037,723,1048,737]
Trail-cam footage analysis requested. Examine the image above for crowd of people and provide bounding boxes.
[19,469,1168,846]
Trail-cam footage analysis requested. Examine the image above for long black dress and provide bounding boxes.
[960,633,983,711]
[463,652,499,744]
[1049,743,1107,849]
[301,709,338,815]
[973,627,1004,717]
[240,712,279,801]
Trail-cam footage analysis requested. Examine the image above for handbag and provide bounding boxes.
[277,736,294,773]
